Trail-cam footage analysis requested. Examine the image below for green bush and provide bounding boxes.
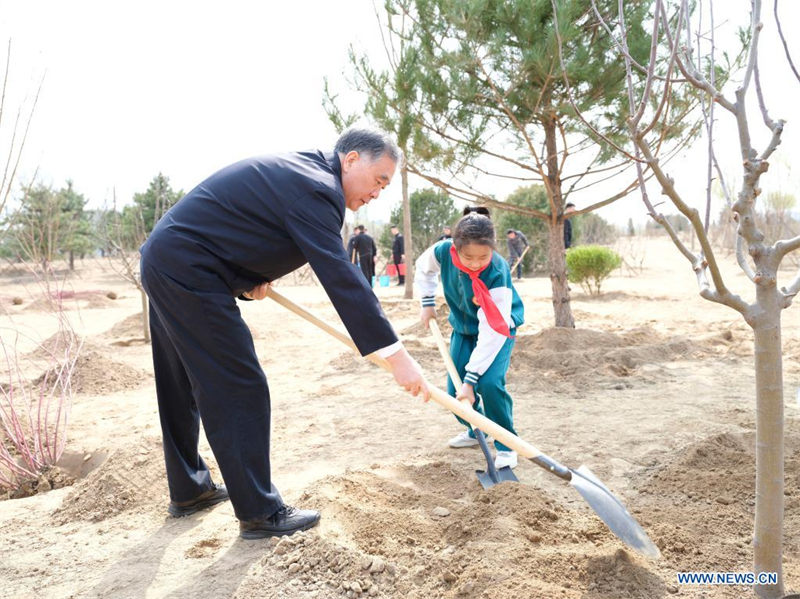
[566,245,622,295]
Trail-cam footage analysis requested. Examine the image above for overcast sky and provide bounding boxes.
[1,0,799,227]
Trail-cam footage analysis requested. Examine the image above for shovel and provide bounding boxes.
[264,287,660,559]
[509,245,530,277]
[428,319,518,489]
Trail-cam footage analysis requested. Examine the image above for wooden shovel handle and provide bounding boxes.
[428,320,463,388]
[509,245,530,275]
[264,286,543,459]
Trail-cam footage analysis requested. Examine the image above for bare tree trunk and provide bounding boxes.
[548,221,573,328]
[543,116,573,328]
[401,163,413,300]
[139,287,150,343]
[752,308,784,598]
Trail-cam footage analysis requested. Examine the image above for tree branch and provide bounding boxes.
[658,1,737,114]
[406,163,550,220]
[416,157,645,223]
[550,0,643,162]
[774,234,800,261]
[781,271,800,300]
[736,233,757,281]
[774,0,800,83]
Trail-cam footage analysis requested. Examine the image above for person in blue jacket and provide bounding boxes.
[140,128,429,539]
[415,210,524,469]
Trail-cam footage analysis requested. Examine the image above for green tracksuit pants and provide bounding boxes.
[447,330,517,452]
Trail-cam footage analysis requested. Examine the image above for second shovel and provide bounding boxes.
[429,319,518,488]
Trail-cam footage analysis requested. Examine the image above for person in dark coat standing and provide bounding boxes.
[437,226,452,241]
[352,225,376,283]
[563,202,576,249]
[346,230,358,263]
[366,228,378,279]
[390,225,405,285]
[139,128,429,540]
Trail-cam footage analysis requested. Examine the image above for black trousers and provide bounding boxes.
[140,260,283,521]
[392,255,404,284]
[358,254,374,283]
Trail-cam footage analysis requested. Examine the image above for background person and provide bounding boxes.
[564,202,576,249]
[353,225,376,283]
[391,224,405,285]
[346,228,358,263]
[505,229,529,280]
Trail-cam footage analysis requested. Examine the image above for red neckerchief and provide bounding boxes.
[449,245,511,338]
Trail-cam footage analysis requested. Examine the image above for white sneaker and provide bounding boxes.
[448,430,479,448]
[495,450,518,469]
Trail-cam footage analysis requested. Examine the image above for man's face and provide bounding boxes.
[507,232,516,239]
[341,151,397,211]
[391,227,398,235]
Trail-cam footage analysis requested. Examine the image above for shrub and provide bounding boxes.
[0,273,81,493]
[566,245,622,295]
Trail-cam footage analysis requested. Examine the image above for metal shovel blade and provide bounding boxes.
[570,465,661,559]
[474,428,519,489]
[476,466,519,489]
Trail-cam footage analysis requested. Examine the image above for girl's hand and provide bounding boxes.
[420,306,436,329]
[456,382,475,405]
[244,281,271,300]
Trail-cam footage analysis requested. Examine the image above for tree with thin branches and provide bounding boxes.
[98,174,182,343]
[0,40,41,242]
[376,0,697,326]
[578,0,796,595]
[324,0,447,299]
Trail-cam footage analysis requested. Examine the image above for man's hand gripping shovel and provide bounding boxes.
[264,286,660,559]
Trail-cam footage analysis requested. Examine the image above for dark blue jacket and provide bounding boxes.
[141,150,398,355]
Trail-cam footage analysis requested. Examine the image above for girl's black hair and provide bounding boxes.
[453,212,495,250]
[462,205,491,217]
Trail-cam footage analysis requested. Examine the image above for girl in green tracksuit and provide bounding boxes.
[415,211,524,469]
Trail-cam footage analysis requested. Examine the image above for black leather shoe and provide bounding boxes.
[239,505,321,539]
[168,483,229,517]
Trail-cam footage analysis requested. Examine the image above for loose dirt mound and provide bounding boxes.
[36,348,147,395]
[22,330,80,363]
[105,312,146,339]
[23,290,118,312]
[233,461,663,599]
[635,431,800,575]
[513,326,699,382]
[54,436,165,523]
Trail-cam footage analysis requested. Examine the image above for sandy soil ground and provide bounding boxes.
[0,236,798,599]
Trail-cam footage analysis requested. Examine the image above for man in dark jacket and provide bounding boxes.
[140,128,428,540]
[352,225,377,283]
[390,225,405,285]
[505,229,529,280]
[563,202,576,249]
[346,229,358,263]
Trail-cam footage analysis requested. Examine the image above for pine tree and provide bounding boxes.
[381,0,694,326]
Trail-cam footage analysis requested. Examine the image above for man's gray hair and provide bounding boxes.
[335,127,401,164]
